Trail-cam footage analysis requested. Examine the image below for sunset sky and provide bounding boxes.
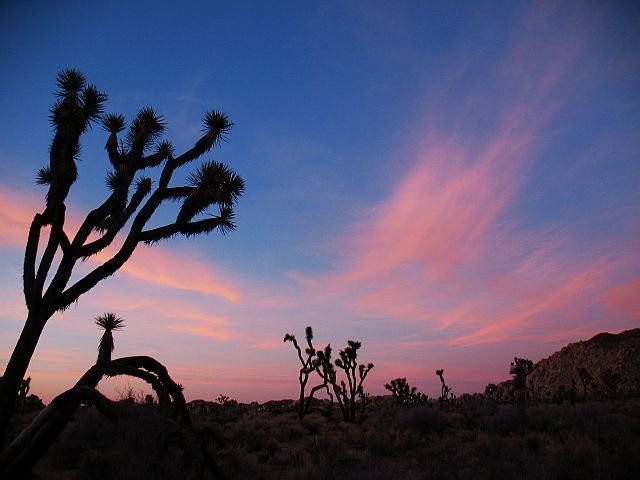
[0,1,638,404]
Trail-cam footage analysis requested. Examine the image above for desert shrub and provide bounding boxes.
[479,404,521,435]
[526,404,559,433]
[457,394,497,428]
[37,403,210,480]
[275,420,306,443]
[216,394,239,409]
[397,404,447,436]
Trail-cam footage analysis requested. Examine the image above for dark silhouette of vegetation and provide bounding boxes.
[600,368,621,400]
[510,357,535,427]
[284,327,332,419]
[16,377,31,415]
[484,383,497,401]
[0,313,224,479]
[332,341,374,422]
[0,69,241,478]
[284,332,373,422]
[576,367,593,399]
[216,394,239,409]
[95,313,125,365]
[436,369,454,407]
[385,377,427,406]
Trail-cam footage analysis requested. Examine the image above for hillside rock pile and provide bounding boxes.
[527,328,640,401]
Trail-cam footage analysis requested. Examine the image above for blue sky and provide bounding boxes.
[1,1,639,403]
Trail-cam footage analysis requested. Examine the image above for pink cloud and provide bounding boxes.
[296,4,635,354]
[603,278,640,320]
[0,186,42,247]
[118,246,240,302]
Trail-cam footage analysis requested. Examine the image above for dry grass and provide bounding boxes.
[24,397,640,479]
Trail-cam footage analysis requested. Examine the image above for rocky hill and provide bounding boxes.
[526,328,640,401]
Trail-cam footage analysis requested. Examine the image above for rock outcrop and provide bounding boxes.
[527,328,640,401]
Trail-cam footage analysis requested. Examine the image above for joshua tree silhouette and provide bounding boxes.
[385,377,426,406]
[95,313,125,365]
[0,69,243,456]
[510,357,535,428]
[284,326,333,419]
[333,341,374,422]
[436,369,453,407]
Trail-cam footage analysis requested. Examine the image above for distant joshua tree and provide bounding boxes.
[576,367,593,399]
[215,394,238,409]
[284,327,333,419]
[385,377,427,406]
[510,357,535,427]
[95,313,125,365]
[484,383,497,401]
[17,377,31,414]
[333,341,374,422]
[600,368,621,400]
[436,369,453,407]
[0,69,241,479]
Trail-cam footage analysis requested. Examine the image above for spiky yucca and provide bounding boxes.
[95,313,125,365]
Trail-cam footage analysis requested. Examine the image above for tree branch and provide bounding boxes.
[23,214,45,309]
[79,179,151,258]
[139,217,226,244]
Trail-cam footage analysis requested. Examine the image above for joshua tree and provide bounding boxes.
[577,367,592,399]
[284,326,332,419]
[385,377,427,406]
[0,69,244,445]
[510,357,535,426]
[16,378,31,414]
[95,313,125,365]
[600,368,621,400]
[436,369,453,407]
[510,357,535,402]
[484,383,497,401]
[331,340,374,422]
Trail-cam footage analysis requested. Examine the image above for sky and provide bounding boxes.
[0,0,638,404]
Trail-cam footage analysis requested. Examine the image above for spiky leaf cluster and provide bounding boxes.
[125,107,165,154]
[49,69,106,134]
[95,313,125,365]
[176,160,245,225]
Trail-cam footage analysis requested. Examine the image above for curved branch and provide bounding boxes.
[0,386,117,480]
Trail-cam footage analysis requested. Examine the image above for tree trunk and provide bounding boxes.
[0,311,48,446]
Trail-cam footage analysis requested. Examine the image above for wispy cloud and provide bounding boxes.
[295,0,638,351]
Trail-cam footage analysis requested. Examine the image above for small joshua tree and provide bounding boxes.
[332,341,374,422]
[95,313,125,365]
[215,394,238,409]
[385,377,427,406]
[510,357,535,426]
[577,367,592,399]
[600,368,621,400]
[17,378,31,414]
[284,327,332,419]
[436,369,453,407]
[484,383,497,401]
